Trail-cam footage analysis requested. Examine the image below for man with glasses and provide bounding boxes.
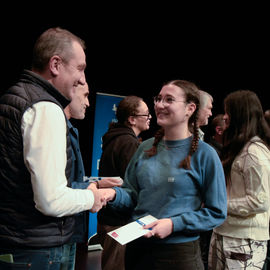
[97,95,151,270]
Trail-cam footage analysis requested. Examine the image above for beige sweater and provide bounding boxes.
[215,136,270,240]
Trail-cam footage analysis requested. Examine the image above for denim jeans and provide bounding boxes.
[0,243,76,270]
[61,243,76,270]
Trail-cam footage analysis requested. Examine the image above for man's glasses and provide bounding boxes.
[153,96,186,106]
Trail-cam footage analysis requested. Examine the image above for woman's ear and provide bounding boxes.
[127,115,136,126]
[186,102,196,117]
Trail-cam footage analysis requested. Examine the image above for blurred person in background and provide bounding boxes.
[97,95,151,270]
[209,90,270,269]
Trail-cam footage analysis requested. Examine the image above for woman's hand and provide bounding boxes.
[143,218,173,239]
[98,188,117,202]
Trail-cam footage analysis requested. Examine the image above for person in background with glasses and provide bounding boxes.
[97,95,151,270]
[101,80,227,270]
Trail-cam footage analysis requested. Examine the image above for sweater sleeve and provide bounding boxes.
[171,146,227,233]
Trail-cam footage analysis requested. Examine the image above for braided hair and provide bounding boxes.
[146,80,200,169]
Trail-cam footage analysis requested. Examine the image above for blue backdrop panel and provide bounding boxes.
[88,92,124,238]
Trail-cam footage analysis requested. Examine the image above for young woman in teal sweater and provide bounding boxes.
[102,80,227,270]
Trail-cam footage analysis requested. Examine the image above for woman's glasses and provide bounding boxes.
[132,113,151,119]
[153,96,186,106]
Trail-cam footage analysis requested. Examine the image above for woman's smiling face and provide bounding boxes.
[154,84,188,128]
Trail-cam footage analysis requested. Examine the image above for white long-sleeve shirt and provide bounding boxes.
[21,101,94,217]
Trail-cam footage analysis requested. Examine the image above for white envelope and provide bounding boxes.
[107,215,157,245]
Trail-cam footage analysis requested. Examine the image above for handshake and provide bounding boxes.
[86,177,123,213]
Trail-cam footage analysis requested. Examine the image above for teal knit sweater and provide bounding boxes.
[110,136,227,244]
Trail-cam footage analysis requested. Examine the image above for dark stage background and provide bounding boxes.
[2,7,269,175]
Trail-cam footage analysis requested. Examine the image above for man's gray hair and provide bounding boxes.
[198,90,213,109]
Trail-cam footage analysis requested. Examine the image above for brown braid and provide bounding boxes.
[180,111,200,169]
[145,128,164,157]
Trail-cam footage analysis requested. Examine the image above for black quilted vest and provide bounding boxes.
[0,70,74,248]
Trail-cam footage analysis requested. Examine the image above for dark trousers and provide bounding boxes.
[200,230,213,269]
[125,239,204,270]
[97,223,126,270]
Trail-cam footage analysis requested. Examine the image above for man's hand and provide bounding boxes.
[88,184,106,213]
[98,188,117,202]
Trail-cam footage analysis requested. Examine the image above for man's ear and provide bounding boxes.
[49,55,62,76]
